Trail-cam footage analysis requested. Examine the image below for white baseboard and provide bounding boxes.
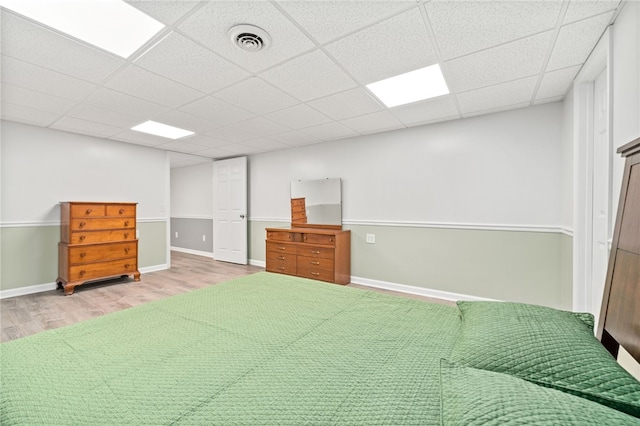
[170,247,214,258]
[0,264,170,299]
[250,259,266,268]
[350,275,497,302]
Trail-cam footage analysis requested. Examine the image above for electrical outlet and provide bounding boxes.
[366,233,375,244]
[175,231,178,238]
[202,235,206,242]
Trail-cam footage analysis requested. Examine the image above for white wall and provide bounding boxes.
[560,88,574,231]
[250,102,563,229]
[1,121,168,223]
[170,162,214,218]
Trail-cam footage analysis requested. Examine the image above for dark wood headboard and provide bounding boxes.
[597,137,640,363]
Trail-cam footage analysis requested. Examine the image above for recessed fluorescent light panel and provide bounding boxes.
[366,64,450,108]
[0,0,164,58]
[132,121,194,140]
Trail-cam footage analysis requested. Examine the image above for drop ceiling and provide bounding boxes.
[0,0,622,168]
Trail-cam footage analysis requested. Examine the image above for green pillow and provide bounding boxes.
[451,301,640,418]
[439,360,640,425]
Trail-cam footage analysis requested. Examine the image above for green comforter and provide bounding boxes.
[1,272,461,425]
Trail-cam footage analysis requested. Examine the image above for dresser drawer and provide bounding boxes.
[266,241,297,254]
[297,245,334,260]
[71,218,135,231]
[297,265,334,283]
[106,205,135,217]
[266,251,297,275]
[70,229,136,244]
[266,231,295,242]
[297,255,334,271]
[69,258,137,282]
[302,233,336,245]
[70,204,106,218]
[68,241,137,265]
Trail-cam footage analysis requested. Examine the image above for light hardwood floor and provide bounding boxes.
[1,251,452,343]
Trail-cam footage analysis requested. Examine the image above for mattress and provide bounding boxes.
[1,272,461,425]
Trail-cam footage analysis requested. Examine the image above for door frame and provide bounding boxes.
[572,27,613,315]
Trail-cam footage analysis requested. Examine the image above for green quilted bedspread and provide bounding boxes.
[0,272,461,425]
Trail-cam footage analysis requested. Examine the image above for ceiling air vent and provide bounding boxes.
[229,24,271,52]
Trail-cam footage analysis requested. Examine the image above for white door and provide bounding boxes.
[213,157,247,264]
[591,68,610,317]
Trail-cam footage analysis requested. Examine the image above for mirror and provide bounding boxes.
[290,178,342,226]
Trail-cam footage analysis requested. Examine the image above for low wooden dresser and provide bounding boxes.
[57,202,140,295]
[266,227,350,285]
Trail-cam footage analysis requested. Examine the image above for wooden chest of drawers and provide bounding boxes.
[57,202,140,295]
[265,227,350,285]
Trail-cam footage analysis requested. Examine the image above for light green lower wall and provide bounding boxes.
[250,220,574,310]
[0,221,167,292]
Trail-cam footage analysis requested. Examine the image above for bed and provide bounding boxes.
[1,138,640,425]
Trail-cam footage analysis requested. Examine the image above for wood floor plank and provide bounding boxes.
[1,251,450,343]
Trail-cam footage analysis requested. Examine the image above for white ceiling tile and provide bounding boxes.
[1,83,75,113]
[308,88,384,121]
[135,32,249,94]
[126,1,202,25]
[242,138,289,150]
[277,1,416,44]
[180,96,255,127]
[263,104,331,129]
[325,8,438,84]
[66,104,141,128]
[462,102,530,118]
[301,122,358,141]
[444,31,552,93]
[50,116,122,138]
[178,1,316,73]
[546,12,614,71]
[563,1,620,24]
[215,143,263,155]
[231,117,290,137]
[152,110,221,134]
[193,147,236,158]
[535,65,581,100]
[1,12,124,83]
[105,65,203,108]
[426,1,561,60]
[213,77,299,115]
[1,102,59,126]
[1,55,97,102]
[110,129,169,146]
[270,130,321,146]
[169,151,212,168]
[457,76,538,115]
[156,139,209,154]
[205,126,261,143]
[260,49,357,101]
[392,95,460,126]
[340,111,404,134]
[181,134,229,149]
[84,88,169,118]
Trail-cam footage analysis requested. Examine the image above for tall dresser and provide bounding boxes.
[266,227,350,285]
[57,202,140,295]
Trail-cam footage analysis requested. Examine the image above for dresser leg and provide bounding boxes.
[63,283,77,296]
[133,271,141,282]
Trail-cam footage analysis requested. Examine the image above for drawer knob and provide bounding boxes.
[310,250,320,254]
[124,264,130,269]
[278,266,285,270]
[79,253,86,258]
[124,233,129,238]
[79,270,85,276]
[278,246,286,250]
[278,256,285,260]
[124,221,129,226]
[79,235,86,242]
[329,238,333,242]
[85,209,92,215]
[79,221,86,228]
[311,261,319,265]
[311,272,320,276]
[124,248,130,254]
[119,208,124,214]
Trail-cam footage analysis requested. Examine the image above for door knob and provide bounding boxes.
[240,214,246,219]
